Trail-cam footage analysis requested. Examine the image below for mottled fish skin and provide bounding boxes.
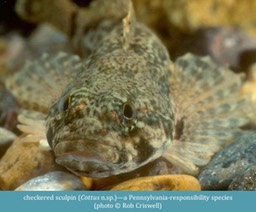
[46,9,174,178]
[6,0,255,178]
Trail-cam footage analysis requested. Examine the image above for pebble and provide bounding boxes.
[80,177,93,190]
[228,165,256,190]
[198,131,256,190]
[15,171,86,191]
[0,83,19,132]
[111,175,201,191]
[0,136,63,190]
[242,63,256,104]
[0,127,16,158]
[186,27,256,70]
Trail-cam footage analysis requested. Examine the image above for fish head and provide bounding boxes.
[46,74,173,178]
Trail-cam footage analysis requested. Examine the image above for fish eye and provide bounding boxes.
[63,96,72,112]
[122,103,133,119]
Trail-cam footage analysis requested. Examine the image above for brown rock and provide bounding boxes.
[0,135,63,190]
[133,0,256,36]
[80,176,93,190]
[111,174,201,191]
[0,127,16,158]
[242,64,256,102]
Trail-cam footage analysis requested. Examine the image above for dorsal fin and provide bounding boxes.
[122,1,135,50]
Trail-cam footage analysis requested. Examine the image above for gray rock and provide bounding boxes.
[15,171,86,191]
[198,131,256,190]
[228,165,256,190]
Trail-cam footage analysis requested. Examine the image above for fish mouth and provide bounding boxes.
[54,140,122,178]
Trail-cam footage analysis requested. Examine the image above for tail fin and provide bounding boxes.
[163,53,255,175]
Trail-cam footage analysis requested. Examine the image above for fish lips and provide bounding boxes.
[53,140,122,178]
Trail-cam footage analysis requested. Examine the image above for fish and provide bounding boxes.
[6,0,255,178]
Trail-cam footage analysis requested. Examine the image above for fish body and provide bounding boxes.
[46,12,174,177]
[6,0,254,178]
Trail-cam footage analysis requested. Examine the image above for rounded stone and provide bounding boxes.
[0,136,63,190]
[15,171,86,191]
[111,174,201,191]
[0,127,16,158]
[198,132,256,190]
[228,165,256,190]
